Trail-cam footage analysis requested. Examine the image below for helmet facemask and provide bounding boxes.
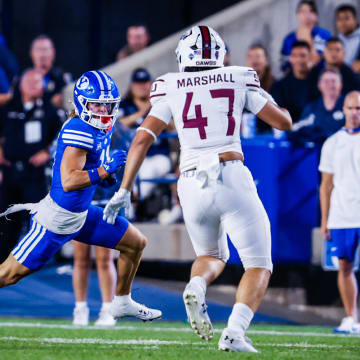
[77,95,120,131]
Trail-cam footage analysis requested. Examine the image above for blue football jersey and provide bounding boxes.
[50,116,112,212]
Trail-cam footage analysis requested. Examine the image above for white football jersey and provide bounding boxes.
[149,66,268,171]
[319,130,360,228]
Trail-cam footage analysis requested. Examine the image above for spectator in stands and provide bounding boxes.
[29,35,71,108]
[281,0,331,71]
[117,68,152,129]
[319,91,360,334]
[308,37,360,101]
[288,69,345,145]
[246,44,274,133]
[116,25,150,61]
[72,241,117,327]
[271,41,312,123]
[0,69,64,262]
[11,35,71,109]
[335,4,360,71]
[115,68,172,219]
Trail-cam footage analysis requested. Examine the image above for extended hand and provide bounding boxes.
[103,188,131,224]
[103,150,127,175]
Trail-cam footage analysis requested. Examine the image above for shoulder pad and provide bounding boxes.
[150,76,167,106]
[61,117,95,150]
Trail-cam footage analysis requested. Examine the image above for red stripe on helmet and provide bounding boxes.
[199,26,211,59]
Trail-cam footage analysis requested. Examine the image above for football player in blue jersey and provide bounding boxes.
[0,70,162,322]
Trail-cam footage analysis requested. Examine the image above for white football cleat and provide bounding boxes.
[72,305,89,326]
[350,322,360,334]
[218,328,258,353]
[110,300,162,322]
[183,283,213,341]
[334,316,355,334]
[94,308,117,327]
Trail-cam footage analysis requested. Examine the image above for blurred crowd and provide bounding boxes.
[1,0,360,250]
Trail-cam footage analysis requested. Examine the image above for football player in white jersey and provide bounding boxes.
[319,91,360,334]
[104,26,292,352]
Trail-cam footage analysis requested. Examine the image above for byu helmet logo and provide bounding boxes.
[76,76,90,90]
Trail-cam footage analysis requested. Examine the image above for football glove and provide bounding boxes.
[103,188,131,224]
[103,150,127,175]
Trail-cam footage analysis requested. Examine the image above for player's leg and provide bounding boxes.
[177,173,225,340]
[72,241,91,326]
[332,229,359,333]
[0,253,33,287]
[218,162,272,352]
[0,218,72,288]
[94,245,117,326]
[338,259,357,319]
[75,205,161,321]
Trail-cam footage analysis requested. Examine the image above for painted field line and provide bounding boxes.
[260,343,343,349]
[0,336,344,349]
[0,321,359,338]
[0,336,204,346]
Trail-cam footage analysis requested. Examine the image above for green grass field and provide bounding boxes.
[0,317,359,359]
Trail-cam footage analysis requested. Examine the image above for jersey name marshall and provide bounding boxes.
[177,72,235,88]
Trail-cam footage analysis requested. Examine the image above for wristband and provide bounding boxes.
[88,168,101,185]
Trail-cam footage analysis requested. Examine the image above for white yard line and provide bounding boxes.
[0,321,359,338]
[0,336,344,349]
[0,336,203,346]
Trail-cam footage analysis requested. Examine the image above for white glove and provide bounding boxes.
[103,188,131,225]
[258,87,277,106]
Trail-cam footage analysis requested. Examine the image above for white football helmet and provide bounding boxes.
[175,25,226,72]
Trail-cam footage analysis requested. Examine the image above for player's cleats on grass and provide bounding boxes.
[110,299,162,321]
[183,283,213,341]
[351,323,360,334]
[218,328,258,353]
[333,316,355,333]
[94,308,117,327]
[72,305,89,326]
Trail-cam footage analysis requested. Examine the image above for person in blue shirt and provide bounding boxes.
[281,0,331,71]
[288,68,345,145]
[0,70,162,321]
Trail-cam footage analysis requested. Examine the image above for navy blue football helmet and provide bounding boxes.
[73,70,121,130]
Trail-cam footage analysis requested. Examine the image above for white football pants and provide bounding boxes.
[177,161,272,272]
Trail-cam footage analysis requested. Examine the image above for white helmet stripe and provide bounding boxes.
[99,70,111,92]
[90,71,105,91]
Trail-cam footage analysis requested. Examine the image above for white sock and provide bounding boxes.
[113,294,132,306]
[227,302,254,336]
[101,302,112,311]
[75,301,87,309]
[189,276,207,294]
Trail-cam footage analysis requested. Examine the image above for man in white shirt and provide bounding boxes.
[103,25,292,352]
[319,90,360,334]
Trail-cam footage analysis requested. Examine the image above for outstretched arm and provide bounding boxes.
[121,116,167,190]
[103,116,167,224]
